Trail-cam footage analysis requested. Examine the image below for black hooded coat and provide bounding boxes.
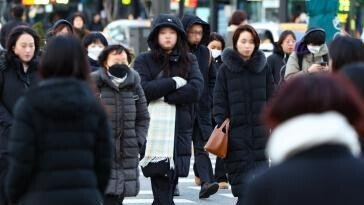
[181,14,216,141]
[133,14,204,177]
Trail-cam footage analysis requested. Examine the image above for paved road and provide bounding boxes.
[124,156,237,204]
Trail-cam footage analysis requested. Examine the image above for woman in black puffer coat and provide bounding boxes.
[134,14,203,205]
[0,26,40,204]
[5,36,112,205]
[91,44,150,205]
[213,25,275,205]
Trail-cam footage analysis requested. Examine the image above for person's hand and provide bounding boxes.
[307,64,324,74]
[321,64,331,72]
[172,77,187,89]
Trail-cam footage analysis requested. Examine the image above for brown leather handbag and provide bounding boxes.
[204,118,230,159]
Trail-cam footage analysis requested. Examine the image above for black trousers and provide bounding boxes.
[192,122,214,185]
[103,194,124,205]
[214,157,228,182]
[0,155,8,205]
[151,174,175,205]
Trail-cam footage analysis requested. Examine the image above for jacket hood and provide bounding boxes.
[221,48,267,73]
[147,14,186,50]
[295,27,326,57]
[296,41,328,57]
[267,112,361,165]
[181,14,210,46]
[27,78,96,120]
[46,19,73,38]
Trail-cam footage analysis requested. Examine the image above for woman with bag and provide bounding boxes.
[133,14,203,205]
[213,24,275,205]
[91,44,150,205]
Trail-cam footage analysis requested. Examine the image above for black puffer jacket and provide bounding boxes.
[5,78,112,205]
[134,14,203,177]
[134,52,203,177]
[181,14,216,140]
[0,50,39,154]
[213,48,275,197]
[91,68,149,197]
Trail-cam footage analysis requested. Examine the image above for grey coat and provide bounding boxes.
[91,68,150,197]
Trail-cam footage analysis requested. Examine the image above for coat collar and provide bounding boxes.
[267,112,361,165]
[97,68,135,91]
[221,48,267,73]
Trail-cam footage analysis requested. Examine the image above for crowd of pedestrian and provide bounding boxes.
[1,4,364,205]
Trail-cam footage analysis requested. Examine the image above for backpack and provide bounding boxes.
[279,53,329,85]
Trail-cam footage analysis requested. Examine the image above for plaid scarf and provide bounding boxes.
[140,98,176,169]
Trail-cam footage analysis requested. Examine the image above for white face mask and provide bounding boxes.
[87,47,103,61]
[211,49,222,59]
[307,45,322,55]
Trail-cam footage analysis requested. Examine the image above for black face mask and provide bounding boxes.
[108,64,129,78]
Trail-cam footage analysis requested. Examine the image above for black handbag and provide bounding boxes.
[141,159,171,178]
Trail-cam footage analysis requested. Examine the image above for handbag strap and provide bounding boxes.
[220,118,230,134]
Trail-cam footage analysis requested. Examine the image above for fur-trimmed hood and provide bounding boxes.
[221,48,267,73]
[267,112,361,165]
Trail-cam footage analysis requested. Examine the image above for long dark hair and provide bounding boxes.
[6,26,40,63]
[150,27,191,78]
[329,35,364,71]
[39,35,90,81]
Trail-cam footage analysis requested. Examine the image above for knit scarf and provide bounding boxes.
[140,98,176,169]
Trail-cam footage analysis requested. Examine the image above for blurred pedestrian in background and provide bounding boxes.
[5,35,112,205]
[46,19,74,42]
[226,10,248,48]
[89,12,104,32]
[134,14,203,205]
[258,30,275,57]
[0,26,40,205]
[284,27,329,80]
[92,44,149,205]
[328,35,364,72]
[208,32,225,69]
[244,74,364,205]
[339,62,364,152]
[0,4,28,49]
[207,32,229,189]
[213,24,275,205]
[267,30,296,84]
[181,13,217,199]
[82,32,108,71]
[71,12,90,40]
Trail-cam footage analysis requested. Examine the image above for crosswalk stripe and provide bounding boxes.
[124,199,195,204]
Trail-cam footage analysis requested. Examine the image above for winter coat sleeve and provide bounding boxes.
[164,55,204,104]
[5,97,35,203]
[133,54,176,102]
[213,67,229,126]
[265,65,276,99]
[94,105,112,192]
[284,52,307,80]
[208,60,217,105]
[133,71,150,151]
[267,55,279,85]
